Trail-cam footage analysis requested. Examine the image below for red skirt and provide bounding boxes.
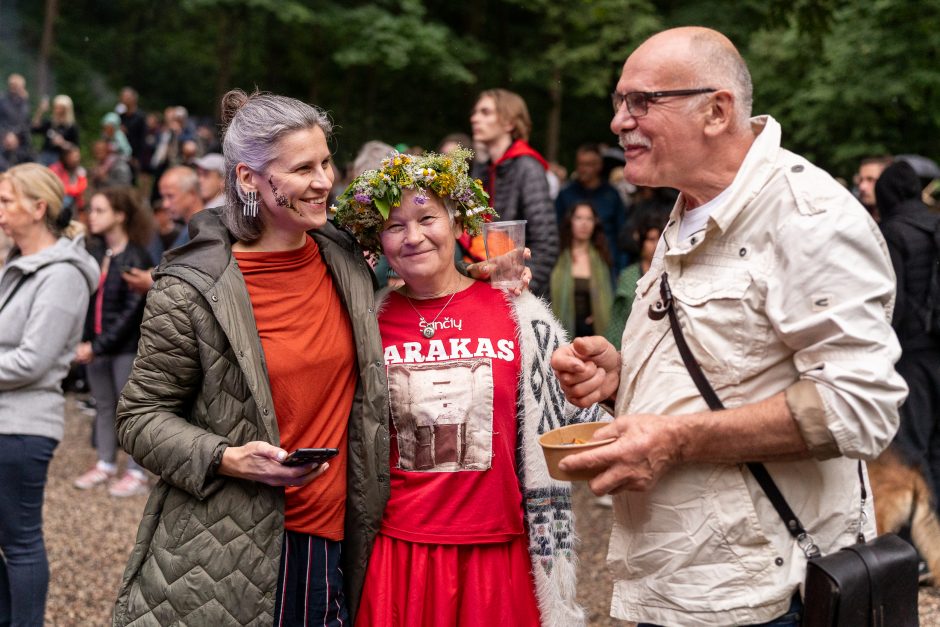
[355,533,541,627]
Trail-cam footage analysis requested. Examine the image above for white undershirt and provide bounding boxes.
[678,185,730,243]
[677,117,773,244]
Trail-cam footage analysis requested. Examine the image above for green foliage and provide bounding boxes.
[748,0,940,176]
[325,0,481,84]
[503,0,660,97]
[2,0,938,174]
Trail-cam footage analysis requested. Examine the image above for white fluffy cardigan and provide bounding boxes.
[376,286,604,626]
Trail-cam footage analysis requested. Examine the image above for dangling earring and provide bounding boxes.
[243,190,258,217]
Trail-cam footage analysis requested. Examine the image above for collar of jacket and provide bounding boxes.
[671,115,781,241]
[152,207,377,445]
[484,139,549,200]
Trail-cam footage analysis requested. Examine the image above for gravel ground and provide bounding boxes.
[41,395,940,625]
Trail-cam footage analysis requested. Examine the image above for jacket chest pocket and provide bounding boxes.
[665,272,768,385]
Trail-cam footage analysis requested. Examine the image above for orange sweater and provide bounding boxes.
[234,235,356,539]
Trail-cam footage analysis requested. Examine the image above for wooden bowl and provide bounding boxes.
[539,421,616,481]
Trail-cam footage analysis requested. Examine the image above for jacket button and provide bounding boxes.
[791,165,804,173]
[263,407,269,415]
[690,236,697,245]
[739,247,747,257]
[375,360,382,367]
[211,295,218,302]
[239,350,245,357]
[367,307,374,314]
[775,557,784,566]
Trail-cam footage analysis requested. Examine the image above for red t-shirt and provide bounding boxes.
[234,235,356,540]
[379,280,524,544]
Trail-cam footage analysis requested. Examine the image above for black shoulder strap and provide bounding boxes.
[650,272,864,555]
[0,274,30,316]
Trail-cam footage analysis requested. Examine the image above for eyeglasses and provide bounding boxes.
[611,88,717,117]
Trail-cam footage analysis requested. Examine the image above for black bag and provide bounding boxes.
[650,271,919,627]
[803,533,918,626]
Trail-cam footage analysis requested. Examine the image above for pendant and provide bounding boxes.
[422,326,435,339]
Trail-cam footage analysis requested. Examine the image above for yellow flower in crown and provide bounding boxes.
[332,146,496,254]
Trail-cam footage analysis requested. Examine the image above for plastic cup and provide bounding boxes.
[482,220,526,290]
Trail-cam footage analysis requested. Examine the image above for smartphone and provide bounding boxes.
[281,447,339,467]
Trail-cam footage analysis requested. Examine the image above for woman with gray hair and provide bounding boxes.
[113,90,388,626]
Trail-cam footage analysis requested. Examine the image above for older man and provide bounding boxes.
[193,153,226,208]
[0,74,31,149]
[123,166,204,293]
[551,27,907,626]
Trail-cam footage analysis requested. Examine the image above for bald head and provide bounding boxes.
[612,27,757,205]
[631,27,752,129]
[159,166,203,222]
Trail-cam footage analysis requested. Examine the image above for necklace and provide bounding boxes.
[405,290,458,338]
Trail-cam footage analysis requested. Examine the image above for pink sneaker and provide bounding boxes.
[73,466,116,489]
[109,471,149,497]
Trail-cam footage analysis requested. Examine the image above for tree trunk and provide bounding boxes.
[36,0,58,98]
[213,12,236,122]
[546,66,563,163]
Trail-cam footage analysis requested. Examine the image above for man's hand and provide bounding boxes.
[560,413,683,495]
[122,267,154,295]
[218,441,330,487]
[550,336,621,407]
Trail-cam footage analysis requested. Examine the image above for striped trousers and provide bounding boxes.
[274,530,348,627]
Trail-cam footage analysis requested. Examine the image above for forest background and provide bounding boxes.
[0,0,938,179]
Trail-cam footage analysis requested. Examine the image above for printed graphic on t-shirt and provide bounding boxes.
[387,358,494,472]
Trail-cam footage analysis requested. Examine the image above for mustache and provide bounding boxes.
[618,132,651,150]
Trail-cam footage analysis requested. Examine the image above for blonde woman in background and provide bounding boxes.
[30,94,80,166]
[0,163,98,626]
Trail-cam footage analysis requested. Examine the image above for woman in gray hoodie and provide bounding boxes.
[0,163,98,626]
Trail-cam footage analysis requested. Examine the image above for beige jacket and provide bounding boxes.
[609,116,908,626]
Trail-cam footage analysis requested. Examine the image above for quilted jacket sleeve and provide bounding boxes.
[116,277,230,499]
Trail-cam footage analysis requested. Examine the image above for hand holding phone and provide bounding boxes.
[281,448,339,467]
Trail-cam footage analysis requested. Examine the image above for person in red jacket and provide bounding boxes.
[48,146,88,215]
[469,89,558,297]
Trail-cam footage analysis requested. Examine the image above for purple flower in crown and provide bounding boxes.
[354,191,371,204]
[414,191,428,205]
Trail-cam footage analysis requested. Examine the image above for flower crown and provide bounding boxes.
[332,147,496,253]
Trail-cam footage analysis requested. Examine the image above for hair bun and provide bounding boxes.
[220,89,251,126]
[55,204,73,230]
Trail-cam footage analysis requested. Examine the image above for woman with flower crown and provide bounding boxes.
[334,149,601,626]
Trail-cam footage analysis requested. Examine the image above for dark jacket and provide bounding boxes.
[474,141,559,297]
[877,161,940,350]
[83,241,151,356]
[114,208,389,626]
[30,119,80,156]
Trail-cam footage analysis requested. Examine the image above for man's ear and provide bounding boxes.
[703,90,735,137]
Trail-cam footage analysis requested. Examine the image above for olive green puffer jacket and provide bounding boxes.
[113,209,389,626]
